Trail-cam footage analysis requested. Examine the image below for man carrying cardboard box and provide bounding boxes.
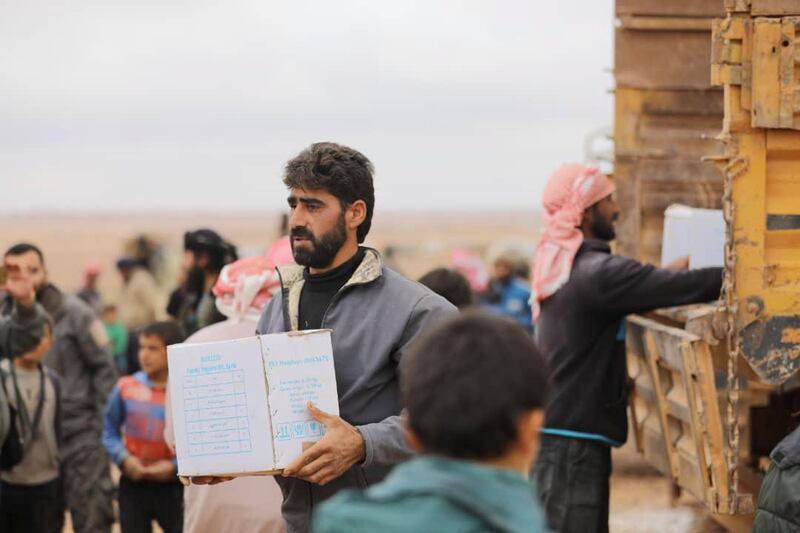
[530,164,724,533]
[194,142,456,533]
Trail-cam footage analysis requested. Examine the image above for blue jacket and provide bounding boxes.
[314,456,550,533]
[483,278,533,331]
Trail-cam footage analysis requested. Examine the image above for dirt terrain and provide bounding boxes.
[610,443,726,533]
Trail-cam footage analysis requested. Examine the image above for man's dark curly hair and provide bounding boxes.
[283,142,375,243]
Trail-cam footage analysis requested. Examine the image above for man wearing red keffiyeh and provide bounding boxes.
[530,163,724,533]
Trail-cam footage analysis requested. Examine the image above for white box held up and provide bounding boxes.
[167,330,338,477]
[661,204,725,269]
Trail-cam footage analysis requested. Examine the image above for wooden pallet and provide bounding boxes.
[626,315,754,519]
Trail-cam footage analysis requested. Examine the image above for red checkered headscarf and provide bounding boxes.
[531,164,615,320]
[212,238,294,322]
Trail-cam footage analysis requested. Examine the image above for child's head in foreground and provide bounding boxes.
[138,321,186,381]
[401,311,549,472]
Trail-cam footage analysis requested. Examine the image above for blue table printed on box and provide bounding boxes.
[183,360,252,457]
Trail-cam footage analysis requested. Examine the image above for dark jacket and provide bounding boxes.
[257,248,457,533]
[313,456,550,533]
[536,239,723,445]
[753,426,800,532]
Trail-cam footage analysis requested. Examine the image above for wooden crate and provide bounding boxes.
[627,314,757,532]
[627,315,735,510]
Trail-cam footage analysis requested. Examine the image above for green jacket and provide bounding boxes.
[313,456,549,533]
[754,426,800,532]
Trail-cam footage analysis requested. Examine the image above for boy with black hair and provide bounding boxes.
[418,268,473,309]
[103,321,186,533]
[313,311,550,533]
[0,320,64,533]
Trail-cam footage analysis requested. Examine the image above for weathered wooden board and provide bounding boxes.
[617,0,725,18]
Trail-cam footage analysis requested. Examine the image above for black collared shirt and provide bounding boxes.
[298,248,366,330]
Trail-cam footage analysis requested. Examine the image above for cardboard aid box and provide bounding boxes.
[661,204,725,269]
[167,330,338,477]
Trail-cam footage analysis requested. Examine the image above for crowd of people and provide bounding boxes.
[0,226,253,533]
[0,141,792,533]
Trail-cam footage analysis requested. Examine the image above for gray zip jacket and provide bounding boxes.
[33,285,117,439]
[256,247,457,533]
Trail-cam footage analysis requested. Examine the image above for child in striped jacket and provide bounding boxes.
[103,321,185,533]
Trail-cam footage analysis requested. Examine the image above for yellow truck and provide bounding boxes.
[614,1,800,530]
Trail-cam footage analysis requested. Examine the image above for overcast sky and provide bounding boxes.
[1,1,613,213]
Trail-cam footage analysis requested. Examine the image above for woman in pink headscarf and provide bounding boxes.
[530,163,616,320]
[164,248,292,533]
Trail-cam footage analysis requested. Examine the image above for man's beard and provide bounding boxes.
[290,215,347,269]
[589,210,617,241]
